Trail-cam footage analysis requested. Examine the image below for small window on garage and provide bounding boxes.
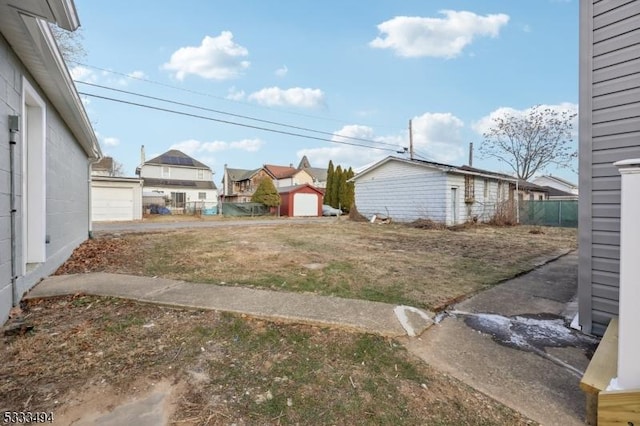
[162,166,170,178]
[197,169,204,180]
[198,192,207,200]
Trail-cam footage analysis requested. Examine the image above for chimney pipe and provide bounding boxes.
[141,145,146,166]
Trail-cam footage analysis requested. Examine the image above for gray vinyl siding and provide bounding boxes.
[579,0,640,336]
[0,32,90,324]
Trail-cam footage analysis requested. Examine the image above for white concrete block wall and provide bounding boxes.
[355,172,447,222]
[1,33,92,323]
[0,33,23,323]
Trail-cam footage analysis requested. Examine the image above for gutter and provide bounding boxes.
[8,115,20,305]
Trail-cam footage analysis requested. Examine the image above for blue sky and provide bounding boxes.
[71,0,578,184]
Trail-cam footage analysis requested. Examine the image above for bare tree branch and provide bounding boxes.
[478,105,577,180]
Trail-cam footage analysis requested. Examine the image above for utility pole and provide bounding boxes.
[409,119,414,160]
[468,142,473,167]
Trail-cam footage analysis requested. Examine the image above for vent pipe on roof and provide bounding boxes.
[140,145,145,165]
[469,142,473,167]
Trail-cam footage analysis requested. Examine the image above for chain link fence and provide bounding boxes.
[519,200,578,227]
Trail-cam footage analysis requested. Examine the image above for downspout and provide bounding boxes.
[9,115,20,305]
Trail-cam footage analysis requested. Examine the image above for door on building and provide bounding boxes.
[451,187,458,225]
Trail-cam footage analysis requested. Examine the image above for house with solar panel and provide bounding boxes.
[138,150,218,214]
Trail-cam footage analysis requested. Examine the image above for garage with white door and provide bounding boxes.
[91,177,143,222]
[278,184,323,217]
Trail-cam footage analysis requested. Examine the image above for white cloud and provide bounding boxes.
[370,11,510,58]
[170,138,264,156]
[70,66,97,83]
[226,86,246,101]
[162,32,250,81]
[230,139,264,152]
[103,137,120,147]
[297,125,404,170]
[248,87,325,108]
[410,112,466,163]
[275,65,288,77]
[472,103,579,136]
[128,70,146,80]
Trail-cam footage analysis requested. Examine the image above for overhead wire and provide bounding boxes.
[78,91,403,153]
[68,61,398,129]
[75,81,403,150]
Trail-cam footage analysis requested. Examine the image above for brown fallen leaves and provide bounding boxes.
[54,237,138,275]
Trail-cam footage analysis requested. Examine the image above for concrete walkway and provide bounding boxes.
[26,272,433,338]
[25,251,594,425]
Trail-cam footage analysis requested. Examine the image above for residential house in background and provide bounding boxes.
[263,164,314,188]
[578,0,640,337]
[138,150,217,213]
[0,0,101,323]
[514,180,549,201]
[533,175,579,197]
[91,156,143,222]
[351,157,516,225]
[297,155,328,188]
[221,166,272,203]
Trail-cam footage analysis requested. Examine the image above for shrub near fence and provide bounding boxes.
[519,200,578,228]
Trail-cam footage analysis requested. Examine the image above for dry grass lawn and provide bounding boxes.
[63,220,577,310]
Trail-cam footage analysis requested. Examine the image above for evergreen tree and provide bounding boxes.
[325,160,335,206]
[332,165,342,209]
[342,167,355,213]
[251,178,281,207]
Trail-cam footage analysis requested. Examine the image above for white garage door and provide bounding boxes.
[92,186,135,221]
[293,193,318,216]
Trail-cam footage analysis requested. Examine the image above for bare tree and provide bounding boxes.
[479,105,577,181]
[112,160,125,177]
[49,23,86,63]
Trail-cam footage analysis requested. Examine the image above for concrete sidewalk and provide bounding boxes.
[404,251,595,426]
[24,252,593,425]
[25,272,433,338]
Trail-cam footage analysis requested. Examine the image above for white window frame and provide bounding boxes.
[197,169,204,180]
[162,166,170,178]
[22,78,47,269]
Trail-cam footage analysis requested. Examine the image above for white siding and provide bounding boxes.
[141,164,213,181]
[143,186,218,205]
[354,162,447,222]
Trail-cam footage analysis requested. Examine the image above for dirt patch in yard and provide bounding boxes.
[1,296,534,425]
[60,222,576,311]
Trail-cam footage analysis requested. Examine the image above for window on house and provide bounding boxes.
[198,192,207,200]
[529,193,534,201]
[464,175,475,202]
[539,195,544,201]
[162,166,170,178]
[170,192,186,208]
[197,169,204,180]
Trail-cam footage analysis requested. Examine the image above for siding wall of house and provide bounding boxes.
[446,175,506,224]
[143,186,218,204]
[0,33,91,323]
[579,0,640,335]
[354,161,447,222]
[142,164,213,181]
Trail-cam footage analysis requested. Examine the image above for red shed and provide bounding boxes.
[278,184,323,217]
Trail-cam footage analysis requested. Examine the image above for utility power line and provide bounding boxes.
[68,61,398,129]
[79,91,402,153]
[76,81,402,150]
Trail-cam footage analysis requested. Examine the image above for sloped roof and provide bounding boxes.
[264,164,299,179]
[517,179,548,192]
[93,156,114,172]
[533,174,578,189]
[297,155,312,170]
[277,184,324,195]
[145,150,210,170]
[143,178,217,190]
[353,156,518,182]
[543,186,576,198]
[0,0,100,159]
[225,167,262,182]
[302,167,328,182]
